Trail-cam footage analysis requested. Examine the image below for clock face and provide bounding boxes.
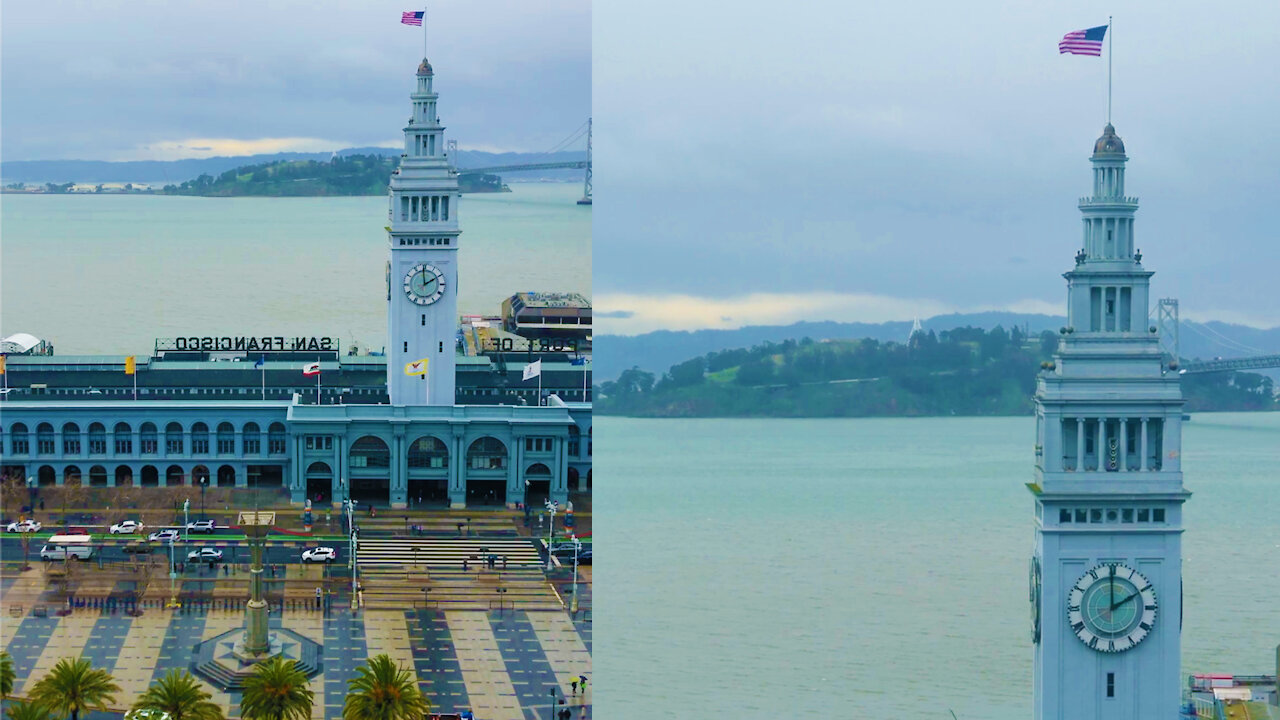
[1068,563,1157,653]
[1030,556,1042,644]
[403,263,446,306]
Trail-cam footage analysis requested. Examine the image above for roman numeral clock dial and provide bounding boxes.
[404,263,446,306]
[1067,563,1157,653]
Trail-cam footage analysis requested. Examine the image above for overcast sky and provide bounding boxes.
[1,0,590,160]
[594,0,1280,334]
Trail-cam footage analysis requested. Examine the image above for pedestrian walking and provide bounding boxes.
[571,679,578,695]
[501,555,507,570]
[462,558,468,571]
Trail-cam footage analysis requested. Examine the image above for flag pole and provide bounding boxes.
[133,368,137,401]
[423,5,428,58]
[1107,16,1113,124]
[316,360,322,405]
[261,358,266,401]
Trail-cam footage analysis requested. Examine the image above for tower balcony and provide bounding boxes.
[1079,196,1139,208]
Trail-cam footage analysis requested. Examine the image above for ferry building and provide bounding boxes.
[0,56,591,510]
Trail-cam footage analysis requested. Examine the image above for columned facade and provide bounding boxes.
[1031,125,1188,720]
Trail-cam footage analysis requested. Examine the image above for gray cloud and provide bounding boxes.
[1,0,590,161]
[594,0,1280,327]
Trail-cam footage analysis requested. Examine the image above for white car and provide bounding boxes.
[187,548,223,563]
[110,520,145,535]
[186,520,216,534]
[302,547,336,563]
[6,520,42,533]
[149,529,180,543]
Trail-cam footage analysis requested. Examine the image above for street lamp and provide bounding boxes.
[183,498,190,541]
[570,534,582,614]
[544,500,557,571]
[199,477,207,521]
[26,476,36,518]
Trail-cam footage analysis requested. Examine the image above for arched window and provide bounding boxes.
[351,436,390,468]
[36,423,54,455]
[243,422,261,455]
[64,465,82,485]
[268,423,286,454]
[89,465,108,486]
[114,422,132,454]
[140,422,158,454]
[217,422,235,454]
[408,436,449,469]
[166,422,184,454]
[89,423,107,454]
[568,426,581,457]
[467,437,507,470]
[166,465,185,486]
[9,423,29,455]
[191,423,209,454]
[62,422,81,454]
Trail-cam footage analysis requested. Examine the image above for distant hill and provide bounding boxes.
[594,326,1278,418]
[1,149,586,186]
[594,312,1280,381]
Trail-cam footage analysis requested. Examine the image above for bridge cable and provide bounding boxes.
[1179,321,1264,356]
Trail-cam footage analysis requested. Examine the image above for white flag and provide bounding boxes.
[522,359,542,381]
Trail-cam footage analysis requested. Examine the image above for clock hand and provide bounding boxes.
[1110,592,1138,612]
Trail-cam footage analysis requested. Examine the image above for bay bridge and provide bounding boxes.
[454,118,592,205]
[1157,299,1280,375]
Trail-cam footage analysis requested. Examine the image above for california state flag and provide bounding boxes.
[302,362,321,377]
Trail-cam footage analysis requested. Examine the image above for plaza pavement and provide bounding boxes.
[0,603,591,720]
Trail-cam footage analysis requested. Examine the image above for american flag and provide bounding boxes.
[402,11,424,26]
[1059,25,1107,56]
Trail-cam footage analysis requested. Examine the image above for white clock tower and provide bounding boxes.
[1030,125,1189,720]
[387,56,461,406]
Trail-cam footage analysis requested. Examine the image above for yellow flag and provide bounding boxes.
[125,356,136,375]
[0,355,6,375]
[404,358,428,376]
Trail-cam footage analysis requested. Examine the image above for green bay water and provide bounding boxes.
[0,184,589,354]
[595,413,1280,719]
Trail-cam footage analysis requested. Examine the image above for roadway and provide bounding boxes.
[0,531,338,567]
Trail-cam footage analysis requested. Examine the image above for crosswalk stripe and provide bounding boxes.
[357,538,542,567]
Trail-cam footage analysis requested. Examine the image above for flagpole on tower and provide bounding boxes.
[1107,16,1113,124]
[423,5,428,58]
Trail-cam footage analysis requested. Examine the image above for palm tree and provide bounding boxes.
[0,651,15,701]
[132,669,225,720]
[4,700,54,720]
[342,654,430,720]
[28,657,120,720]
[239,657,313,720]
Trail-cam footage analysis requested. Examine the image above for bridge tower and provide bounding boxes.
[577,117,592,205]
[1030,124,1189,720]
[386,55,461,406]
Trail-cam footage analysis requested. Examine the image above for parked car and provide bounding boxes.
[186,520,216,534]
[6,520,42,533]
[302,547,337,563]
[110,520,144,535]
[123,540,154,554]
[187,548,223,563]
[551,543,591,564]
[149,529,180,543]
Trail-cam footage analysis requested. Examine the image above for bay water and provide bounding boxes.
[0,183,590,354]
[595,413,1280,719]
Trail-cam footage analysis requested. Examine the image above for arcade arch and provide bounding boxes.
[89,465,108,487]
[407,435,449,507]
[306,462,333,504]
[349,436,390,505]
[166,465,185,486]
[216,465,235,488]
[524,462,552,506]
[466,437,508,506]
[140,466,159,487]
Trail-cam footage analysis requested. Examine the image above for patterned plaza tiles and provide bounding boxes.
[0,604,591,719]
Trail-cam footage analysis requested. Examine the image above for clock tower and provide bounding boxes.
[1030,125,1189,720]
[387,56,460,406]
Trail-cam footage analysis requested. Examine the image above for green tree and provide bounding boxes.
[0,650,15,700]
[28,657,120,720]
[4,701,55,720]
[239,657,314,720]
[342,654,430,720]
[132,669,225,720]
